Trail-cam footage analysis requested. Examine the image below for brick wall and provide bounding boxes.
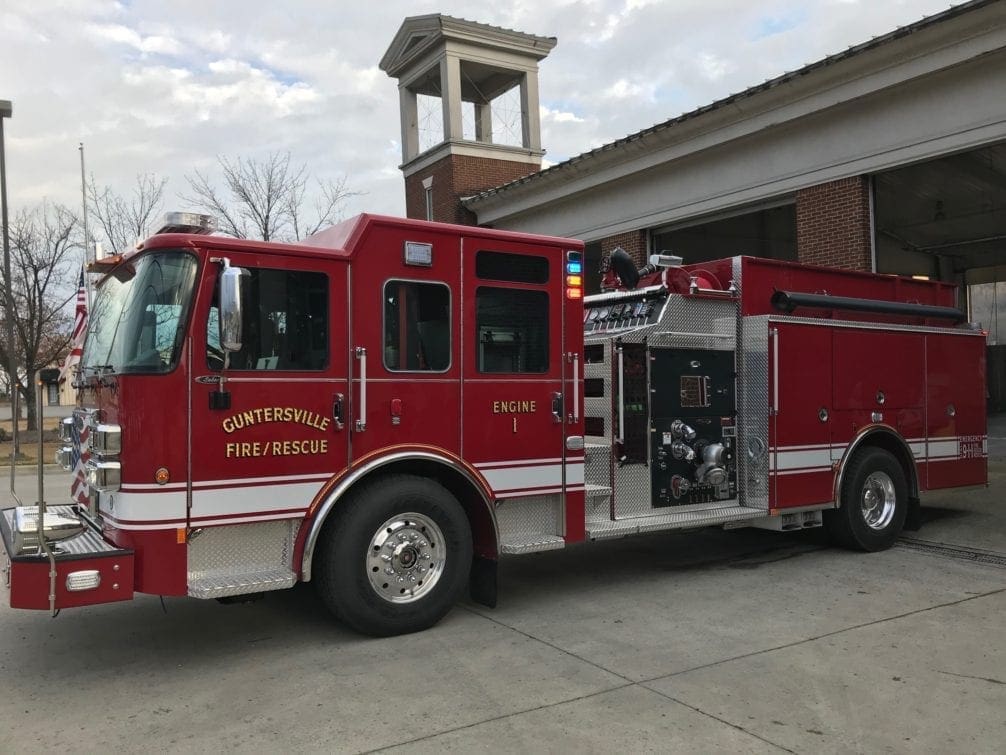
[405,154,540,226]
[796,176,873,271]
[600,230,648,266]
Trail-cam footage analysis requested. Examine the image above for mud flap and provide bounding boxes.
[904,496,922,532]
[469,555,497,608]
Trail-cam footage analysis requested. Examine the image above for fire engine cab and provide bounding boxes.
[1,213,988,636]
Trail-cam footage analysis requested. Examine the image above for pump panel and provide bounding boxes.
[649,348,737,507]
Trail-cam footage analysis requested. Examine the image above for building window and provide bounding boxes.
[47,383,60,406]
[383,280,451,371]
[207,269,328,371]
[476,287,549,373]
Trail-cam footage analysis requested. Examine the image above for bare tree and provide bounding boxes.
[88,172,168,254]
[0,202,78,431]
[183,151,359,241]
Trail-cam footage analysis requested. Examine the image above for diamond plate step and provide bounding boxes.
[585,483,612,497]
[584,442,611,488]
[188,568,296,599]
[586,504,762,540]
[500,534,565,555]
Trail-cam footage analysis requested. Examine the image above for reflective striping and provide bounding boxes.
[475,458,584,496]
[191,481,323,519]
[480,464,562,493]
[774,467,832,477]
[119,472,334,494]
[104,491,186,525]
[120,482,188,492]
[772,448,833,472]
[927,438,960,460]
[102,480,325,530]
[475,457,564,469]
[771,433,988,477]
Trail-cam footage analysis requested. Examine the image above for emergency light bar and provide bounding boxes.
[155,212,217,235]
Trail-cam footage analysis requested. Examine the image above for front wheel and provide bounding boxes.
[825,447,908,552]
[315,475,472,636]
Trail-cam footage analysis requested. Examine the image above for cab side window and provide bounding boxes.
[207,268,328,371]
[383,280,451,371]
[474,250,550,374]
[475,288,549,373]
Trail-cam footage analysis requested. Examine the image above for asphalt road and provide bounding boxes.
[1,457,1003,752]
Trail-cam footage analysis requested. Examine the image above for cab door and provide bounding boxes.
[189,251,350,529]
[460,241,567,508]
[346,226,462,463]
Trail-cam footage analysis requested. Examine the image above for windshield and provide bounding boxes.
[82,251,199,374]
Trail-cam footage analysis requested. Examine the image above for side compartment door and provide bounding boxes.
[771,322,834,507]
[925,333,987,488]
[461,241,567,541]
[190,253,350,533]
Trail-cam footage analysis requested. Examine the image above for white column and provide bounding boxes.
[399,87,419,162]
[440,55,463,142]
[519,71,542,151]
[474,102,493,143]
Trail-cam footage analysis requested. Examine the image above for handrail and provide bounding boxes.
[354,347,367,432]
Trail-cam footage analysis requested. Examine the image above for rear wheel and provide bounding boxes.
[825,447,907,551]
[315,475,472,636]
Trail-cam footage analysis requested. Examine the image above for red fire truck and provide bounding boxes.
[1,213,988,636]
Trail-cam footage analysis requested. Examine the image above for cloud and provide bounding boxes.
[84,23,183,55]
[0,0,965,227]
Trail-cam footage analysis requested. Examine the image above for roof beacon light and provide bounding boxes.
[155,212,218,236]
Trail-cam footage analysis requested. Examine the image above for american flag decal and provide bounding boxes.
[69,412,90,506]
[59,268,88,382]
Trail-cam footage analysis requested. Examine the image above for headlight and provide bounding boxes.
[56,447,73,470]
[86,459,121,492]
[92,424,122,456]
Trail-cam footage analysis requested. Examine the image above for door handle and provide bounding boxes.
[551,392,563,424]
[332,393,345,431]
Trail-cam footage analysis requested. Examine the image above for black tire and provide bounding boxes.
[824,447,907,552]
[314,474,472,637]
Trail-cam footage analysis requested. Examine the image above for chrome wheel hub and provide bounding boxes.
[860,471,897,530]
[366,512,446,603]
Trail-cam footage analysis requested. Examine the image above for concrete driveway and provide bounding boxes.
[0,457,1003,753]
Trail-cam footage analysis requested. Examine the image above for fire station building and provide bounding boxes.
[381,0,1006,407]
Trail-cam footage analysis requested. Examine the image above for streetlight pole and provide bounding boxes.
[0,99,20,489]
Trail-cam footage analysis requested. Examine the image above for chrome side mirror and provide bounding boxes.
[217,259,249,353]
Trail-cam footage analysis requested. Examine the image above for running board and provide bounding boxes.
[586,505,764,540]
[500,534,565,555]
[188,568,296,599]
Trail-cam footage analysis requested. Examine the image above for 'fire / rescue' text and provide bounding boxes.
[226,439,329,458]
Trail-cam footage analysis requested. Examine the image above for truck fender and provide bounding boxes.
[832,424,921,505]
[300,449,498,582]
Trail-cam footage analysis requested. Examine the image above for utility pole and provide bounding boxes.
[79,142,93,308]
[1,99,21,476]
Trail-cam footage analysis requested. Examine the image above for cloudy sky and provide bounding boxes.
[2,0,962,235]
